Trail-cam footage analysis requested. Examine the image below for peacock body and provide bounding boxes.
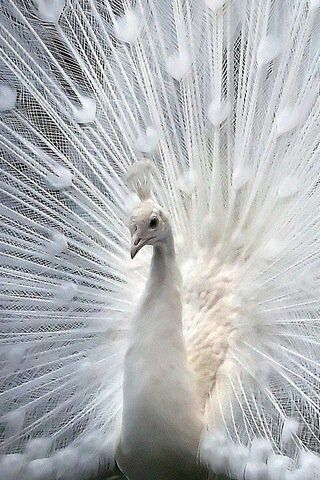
[0,0,319,479]
[117,194,205,480]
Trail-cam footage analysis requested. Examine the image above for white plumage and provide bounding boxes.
[0,1,319,479]
[117,194,205,479]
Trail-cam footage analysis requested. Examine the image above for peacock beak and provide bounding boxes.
[130,234,144,259]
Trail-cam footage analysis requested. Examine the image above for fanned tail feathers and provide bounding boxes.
[0,0,319,479]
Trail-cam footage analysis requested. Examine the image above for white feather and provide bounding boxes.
[245,462,268,480]
[34,0,65,22]
[0,454,26,480]
[0,0,319,478]
[113,10,142,44]
[208,98,231,126]
[232,165,252,190]
[135,126,160,153]
[267,453,291,480]
[205,0,226,13]
[257,35,281,67]
[281,418,300,445]
[310,0,320,10]
[278,175,299,199]
[166,49,191,80]
[24,458,54,480]
[71,96,96,124]
[177,170,196,196]
[0,84,17,111]
[250,438,273,464]
[46,164,73,190]
[46,231,68,255]
[25,438,52,461]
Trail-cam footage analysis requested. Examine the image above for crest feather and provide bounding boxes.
[126,159,154,201]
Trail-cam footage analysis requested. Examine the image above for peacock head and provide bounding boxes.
[129,199,170,259]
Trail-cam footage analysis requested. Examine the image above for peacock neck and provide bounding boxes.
[131,227,181,337]
[153,228,174,257]
[150,229,179,287]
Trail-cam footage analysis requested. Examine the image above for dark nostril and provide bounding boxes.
[134,237,141,246]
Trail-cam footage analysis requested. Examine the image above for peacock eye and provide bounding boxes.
[149,217,159,229]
